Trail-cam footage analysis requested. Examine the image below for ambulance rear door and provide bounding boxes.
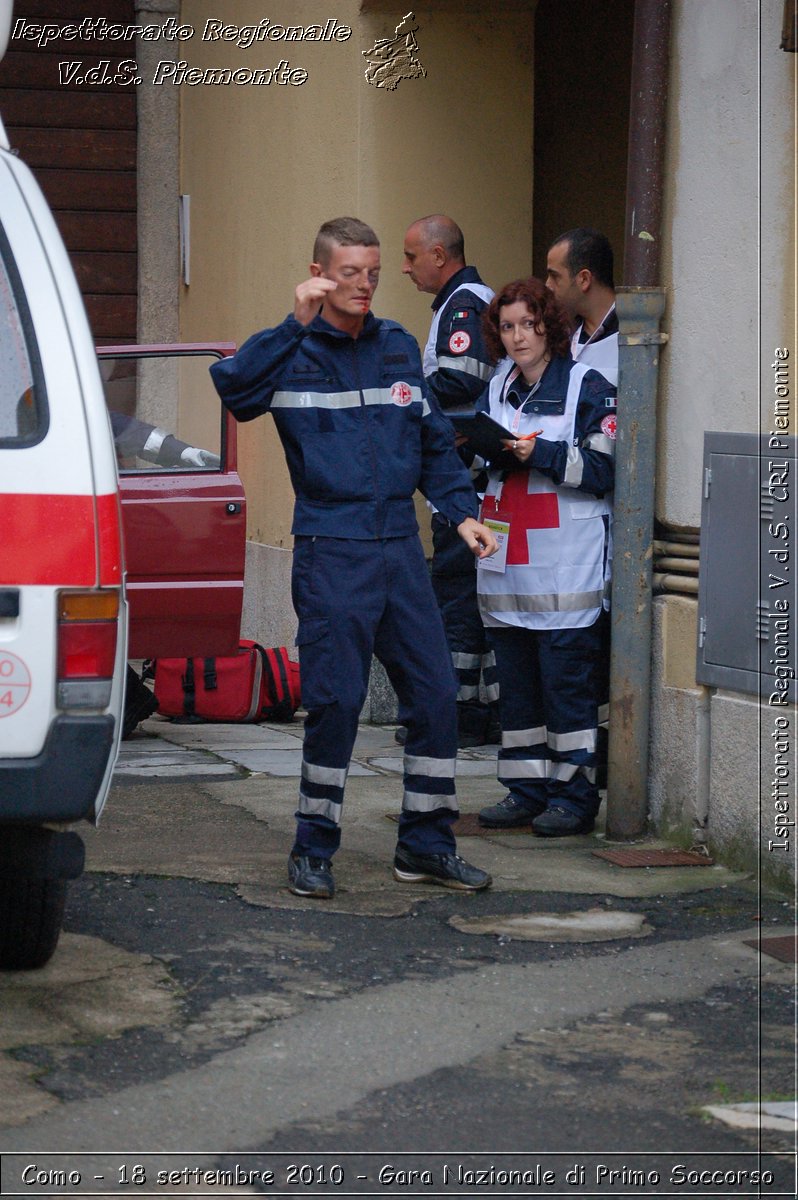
[0,143,126,820]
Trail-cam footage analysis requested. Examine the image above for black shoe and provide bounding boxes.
[288,853,335,898]
[394,726,407,745]
[531,805,595,837]
[393,847,491,891]
[478,794,543,828]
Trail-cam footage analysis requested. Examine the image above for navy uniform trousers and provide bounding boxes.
[291,533,460,860]
[431,514,499,731]
[490,614,607,821]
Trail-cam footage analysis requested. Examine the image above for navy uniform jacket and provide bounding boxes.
[423,266,494,411]
[209,311,478,540]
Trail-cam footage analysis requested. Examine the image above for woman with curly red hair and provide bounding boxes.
[475,277,616,837]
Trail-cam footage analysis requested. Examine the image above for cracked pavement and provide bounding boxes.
[0,717,794,1196]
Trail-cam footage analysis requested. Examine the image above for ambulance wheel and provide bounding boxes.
[0,877,68,970]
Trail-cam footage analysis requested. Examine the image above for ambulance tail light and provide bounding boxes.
[57,590,120,709]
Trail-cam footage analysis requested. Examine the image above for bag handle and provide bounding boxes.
[255,645,294,721]
[181,658,196,717]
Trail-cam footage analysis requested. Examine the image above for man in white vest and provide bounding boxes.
[545,227,618,385]
[402,214,498,747]
[546,227,618,790]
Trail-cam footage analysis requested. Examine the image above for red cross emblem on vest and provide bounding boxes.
[497,473,560,565]
[391,381,413,405]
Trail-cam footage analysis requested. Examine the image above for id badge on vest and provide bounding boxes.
[478,492,511,574]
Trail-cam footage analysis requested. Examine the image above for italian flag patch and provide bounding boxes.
[453,309,470,320]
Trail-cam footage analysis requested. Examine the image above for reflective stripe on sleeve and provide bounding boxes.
[584,433,615,457]
[141,426,168,457]
[563,445,585,487]
[436,355,495,381]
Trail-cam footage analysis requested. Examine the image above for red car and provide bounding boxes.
[98,343,247,665]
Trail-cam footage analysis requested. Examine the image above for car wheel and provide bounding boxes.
[0,876,68,970]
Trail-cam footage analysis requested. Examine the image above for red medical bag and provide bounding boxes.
[154,640,300,723]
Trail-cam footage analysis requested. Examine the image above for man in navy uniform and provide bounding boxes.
[402,214,498,747]
[210,217,496,899]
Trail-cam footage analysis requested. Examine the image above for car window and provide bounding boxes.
[99,352,224,472]
[0,224,47,446]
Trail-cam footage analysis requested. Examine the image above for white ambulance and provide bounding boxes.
[0,0,127,969]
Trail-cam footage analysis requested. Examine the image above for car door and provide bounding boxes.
[97,344,246,659]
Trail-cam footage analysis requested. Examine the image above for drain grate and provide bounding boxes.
[454,812,535,837]
[742,934,797,963]
[592,847,715,867]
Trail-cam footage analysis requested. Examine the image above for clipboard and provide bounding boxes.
[449,410,516,462]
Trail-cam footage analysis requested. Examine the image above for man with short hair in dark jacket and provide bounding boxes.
[210,217,496,900]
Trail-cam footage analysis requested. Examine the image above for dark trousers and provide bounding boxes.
[431,516,498,730]
[490,615,607,819]
[291,534,459,859]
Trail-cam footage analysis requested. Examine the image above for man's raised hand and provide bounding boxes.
[294,277,337,326]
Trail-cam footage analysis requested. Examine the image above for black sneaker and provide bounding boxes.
[393,847,491,891]
[288,853,335,898]
[478,793,544,828]
[532,805,595,837]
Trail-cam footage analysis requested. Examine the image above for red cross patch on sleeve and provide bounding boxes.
[448,331,472,354]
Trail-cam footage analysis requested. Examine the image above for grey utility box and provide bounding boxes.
[697,432,796,703]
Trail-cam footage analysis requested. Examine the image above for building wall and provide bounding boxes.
[651,0,795,885]
[177,0,536,645]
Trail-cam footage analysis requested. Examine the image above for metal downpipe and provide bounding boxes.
[606,289,668,839]
[605,0,671,840]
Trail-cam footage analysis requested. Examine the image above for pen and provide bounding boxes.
[517,429,544,441]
